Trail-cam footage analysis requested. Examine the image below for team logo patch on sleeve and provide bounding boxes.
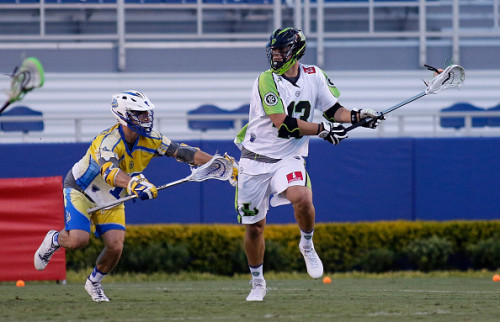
[286,171,304,183]
[264,92,278,106]
[303,66,316,74]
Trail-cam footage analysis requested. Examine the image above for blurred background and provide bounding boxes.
[0,0,499,224]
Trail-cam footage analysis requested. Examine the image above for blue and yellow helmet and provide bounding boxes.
[111,90,155,137]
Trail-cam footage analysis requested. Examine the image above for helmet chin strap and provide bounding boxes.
[274,58,296,75]
[126,110,153,137]
[272,49,292,72]
[128,122,152,137]
[273,44,300,75]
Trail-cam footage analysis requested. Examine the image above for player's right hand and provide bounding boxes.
[318,121,347,145]
[224,153,238,187]
[127,174,158,200]
[351,108,384,129]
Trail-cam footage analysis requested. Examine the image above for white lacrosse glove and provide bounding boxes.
[350,108,384,129]
[318,121,347,145]
[224,153,238,187]
[127,174,158,200]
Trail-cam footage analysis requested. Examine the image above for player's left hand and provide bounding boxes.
[127,174,158,200]
[351,108,384,129]
[318,121,347,145]
[224,153,238,187]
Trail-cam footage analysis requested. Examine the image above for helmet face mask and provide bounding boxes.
[111,90,155,137]
[266,28,306,75]
[127,110,154,134]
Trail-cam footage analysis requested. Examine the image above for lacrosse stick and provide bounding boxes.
[0,57,45,116]
[346,64,465,132]
[87,154,232,213]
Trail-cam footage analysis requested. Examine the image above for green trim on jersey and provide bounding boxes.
[234,123,248,146]
[235,183,240,223]
[321,70,341,98]
[306,171,312,189]
[258,71,285,114]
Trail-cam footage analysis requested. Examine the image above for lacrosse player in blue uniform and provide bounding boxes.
[34,90,237,302]
[234,28,383,301]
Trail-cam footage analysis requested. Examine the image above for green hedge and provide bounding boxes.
[65,221,500,274]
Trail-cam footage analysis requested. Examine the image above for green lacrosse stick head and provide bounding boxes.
[9,57,45,103]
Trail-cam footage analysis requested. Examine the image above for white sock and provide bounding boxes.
[88,266,107,283]
[299,229,314,248]
[249,263,264,281]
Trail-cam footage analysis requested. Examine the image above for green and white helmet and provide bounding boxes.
[266,28,306,75]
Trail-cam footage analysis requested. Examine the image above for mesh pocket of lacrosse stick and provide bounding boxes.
[190,155,232,182]
[426,64,465,94]
[8,57,45,103]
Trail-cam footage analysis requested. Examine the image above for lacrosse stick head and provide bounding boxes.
[190,154,232,182]
[425,64,465,94]
[8,57,45,103]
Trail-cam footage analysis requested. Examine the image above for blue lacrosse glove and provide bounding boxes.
[127,174,158,200]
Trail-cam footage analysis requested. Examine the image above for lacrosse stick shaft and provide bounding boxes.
[346,91,426,133]
[0,101,12,116]
[87,154,230,214]
[87,177,190,213]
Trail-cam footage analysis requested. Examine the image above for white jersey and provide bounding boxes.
[235,64,340,159]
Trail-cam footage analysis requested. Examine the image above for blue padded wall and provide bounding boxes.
[0,138,499,224]
[413,138,500,221]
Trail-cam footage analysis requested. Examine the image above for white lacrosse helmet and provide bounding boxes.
[111,90,155,136]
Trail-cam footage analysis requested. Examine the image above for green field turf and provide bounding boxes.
[1,272,499,321]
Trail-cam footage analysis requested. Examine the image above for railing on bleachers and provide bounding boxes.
[2,110,500,143]
[0,0,499,70]
[1,69,499,143]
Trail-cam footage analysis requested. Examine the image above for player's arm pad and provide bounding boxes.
[322,102,343,122]
[165,141,198,164]
[278,115,301,138]
[100,161,120,186]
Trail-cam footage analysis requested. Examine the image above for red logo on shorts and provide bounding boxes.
[286,171,304,183]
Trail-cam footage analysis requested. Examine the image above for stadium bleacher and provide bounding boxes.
[439,103,488,129]
[187,104,234,131]
[487,104,500,128]
[0,0,499,142]
[0,69,498,143]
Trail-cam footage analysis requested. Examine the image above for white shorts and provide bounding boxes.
[236,155,311,224]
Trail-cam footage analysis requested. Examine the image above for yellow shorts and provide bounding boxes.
[63,188,125,237]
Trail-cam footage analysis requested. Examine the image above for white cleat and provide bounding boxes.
[85,278,110,302]
[34,230,60,271]
[300,244,324,279]
[246,279,267,302]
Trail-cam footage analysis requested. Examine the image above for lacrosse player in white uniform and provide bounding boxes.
[234,28,383,301]
[34,90,237,302]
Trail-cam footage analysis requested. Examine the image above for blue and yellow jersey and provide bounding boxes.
[70,123,172,205]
